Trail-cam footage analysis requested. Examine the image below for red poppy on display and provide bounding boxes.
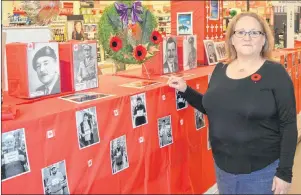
[251,73,262,82]
[133,45,147,61]
[110,36,123,52]
[150,30,162,44]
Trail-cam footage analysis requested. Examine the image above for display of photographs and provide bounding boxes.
[209,0,219,20]
[41,160,70,194]
[176,90,188,110]
[67,20,85,41]
[59,92,114,104]
[158,115,173,148]
[214,41,227,61]
[27,42,61,98]
[177,12,193,35]
[73,43,98,91]
[1,128,30,181]
[183,35,197,70]
[204,40,218,65]
[75,106,100,149]
[194,109,205,130]
[161,73,195,78]
[130,93,148,128]
[110,135,129,174]
[163,37,179,74]
[120,80,161,89]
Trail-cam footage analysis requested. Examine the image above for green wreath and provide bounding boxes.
[98,0,159,64]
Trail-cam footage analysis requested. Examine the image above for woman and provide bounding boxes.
[168,12,297,194]
[72,21,85,41]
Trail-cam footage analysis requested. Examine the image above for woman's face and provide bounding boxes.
[75,22,82,32]
[231,16,266,57]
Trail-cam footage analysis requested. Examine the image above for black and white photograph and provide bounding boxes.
[120,80,161,89]
[163,37,179,74]
[203,40,218,65]
[176,90,188,110]
[27,42,61,98]
[177,12,193,35]
[75,106,100,149]
[130,93,148,128]
[73,43,98,91]
[59,92,114,104]
[194,109,205,130]
[214,41,227,61]
[183,35,197,70]
[41,160,70,194]
[110,135,129,174]
[1,128,30,181]
[158,115,173,148]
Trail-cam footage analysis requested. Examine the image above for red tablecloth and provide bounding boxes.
[2,66,216,194]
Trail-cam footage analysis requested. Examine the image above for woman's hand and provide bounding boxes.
[167,76,187,93]
[272,176,291,194]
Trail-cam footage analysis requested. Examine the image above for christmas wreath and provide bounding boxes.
[98,0,161,64]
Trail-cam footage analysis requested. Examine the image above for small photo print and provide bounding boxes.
[1,128,30,181]
[27,42,61,98]
[59,92,114,104]
[209,0,219,20]
[207,128,212,150]
[194,109,205,130]
[120,80,161,89]
[214,41,227,61]
[75,106,100,149]
[163,37,179,74]
[73,43,98,91]
[183,35,197,70]
[177,12,193,35]
[204,40,218,65]
[110,135,129,174]
[158,115,173,148]
[176,90,188,110]
[41,160,70,194]
[130,93,148,128]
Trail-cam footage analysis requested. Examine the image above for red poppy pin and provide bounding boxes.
[133,45,147,61]
[150,30,163,44]
[110,36,123,52]
[251,73,262,82]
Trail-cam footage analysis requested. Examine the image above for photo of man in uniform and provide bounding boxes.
[131,94,148,128]
[163,37,179,74]
[1,130,30,181]
[110,135,129,174]
[32,46,60,96]
[204,40,218,65]
[185,36,197,70]
[158,116,173,148]
[75,44,98,91]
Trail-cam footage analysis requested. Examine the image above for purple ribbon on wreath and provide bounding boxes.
[114,1,143,26]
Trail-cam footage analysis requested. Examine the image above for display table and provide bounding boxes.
[2,66,216,194]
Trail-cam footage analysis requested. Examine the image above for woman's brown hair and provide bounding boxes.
[225,12,275,64]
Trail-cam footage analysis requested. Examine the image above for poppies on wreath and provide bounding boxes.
[110,36,123,52]
[150,30,162,44]
[133,45,147,61]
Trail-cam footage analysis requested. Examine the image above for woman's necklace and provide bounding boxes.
[238,68,245,72]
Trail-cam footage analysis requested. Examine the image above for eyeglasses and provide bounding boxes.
[234,30,265,38]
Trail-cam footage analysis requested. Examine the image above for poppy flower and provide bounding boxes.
[150,30,162,44]
[133,45,147,61]
[110,36,123,52]
[251,73,262,82]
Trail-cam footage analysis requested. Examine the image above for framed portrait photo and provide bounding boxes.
[203,40,218,65]
[214,41,227,61]
[177,12,193,35]
[183,35,197,70]
[163,36,179,74]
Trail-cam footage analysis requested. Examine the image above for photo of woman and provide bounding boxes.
[72,21,85,41]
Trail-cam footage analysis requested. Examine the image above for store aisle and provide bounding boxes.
[289,142,301,194]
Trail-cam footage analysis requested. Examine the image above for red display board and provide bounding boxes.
[2,67,216,194]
